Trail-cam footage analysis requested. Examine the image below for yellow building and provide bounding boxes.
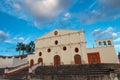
[27,29,118,67]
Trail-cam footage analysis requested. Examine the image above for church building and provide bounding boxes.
[27,29,118,67]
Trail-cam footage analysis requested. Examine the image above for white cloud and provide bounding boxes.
[14,37,24,41]
[115,44,120,49]
[0,30,9,42]
[80,0,120,25]
[65,12,71,17]
[111,32,117,37]
[1,0,120,27]
[24,0,59,18]
[0,0,76,27]
[89,1,97,9]
[13,3,21,10]
[63,12,71,21]
[100,27,113,35]
[92,27,114,38]
[92,28,101,37]
[114,37,120,42]
[5,36,31,44]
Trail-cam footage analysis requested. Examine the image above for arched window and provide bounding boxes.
[98,42,102,47]
[108,40,112,46]
[103,41,107,46]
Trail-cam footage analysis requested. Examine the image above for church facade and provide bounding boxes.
[27,29,118,67]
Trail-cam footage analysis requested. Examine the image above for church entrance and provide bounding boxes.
[30,59,34,67]
[87,52,101,64]
[38,58,43,64]
[54,55,60,65]
[74,54,82,64]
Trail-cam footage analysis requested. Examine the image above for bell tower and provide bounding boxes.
[96,38,113,47]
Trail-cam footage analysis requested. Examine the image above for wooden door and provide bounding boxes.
[87,52,101,64]
[74,54,82,64]
[54,55,60,65]
[38,58,43,64]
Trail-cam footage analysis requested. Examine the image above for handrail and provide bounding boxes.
[6,63,29,74]
[7,62,28,70]
[32,63,40,70]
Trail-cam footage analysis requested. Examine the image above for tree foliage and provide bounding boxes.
[16,41,35,55]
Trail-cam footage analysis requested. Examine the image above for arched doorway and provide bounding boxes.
[30,59,34,67]
[38,58,43,64]
[54,55,60,65]
[74,54,82,64]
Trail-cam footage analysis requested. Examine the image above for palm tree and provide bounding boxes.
[16,42,26,55]
[16,41,35,55]
[26,44,31,54]
[16,42,22,55]
[29,41,35,54]
[26,41,35,54]
[20,43,26,55]
[16,46,20,55]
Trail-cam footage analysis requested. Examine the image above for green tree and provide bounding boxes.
[16,45,21,55]
[29,41,35,54]
[16,41,35,55]
[20,43,26,55]
[26,44,32,54]
[16,42,26,55]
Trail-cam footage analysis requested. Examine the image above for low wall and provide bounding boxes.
[0,55,28,68]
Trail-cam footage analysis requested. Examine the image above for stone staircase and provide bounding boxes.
[1,63,120,80]
[34,64,120,80]
[35,64,119,75]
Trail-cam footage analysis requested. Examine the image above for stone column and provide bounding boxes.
[28,67,32,79]
[3,67,9,78]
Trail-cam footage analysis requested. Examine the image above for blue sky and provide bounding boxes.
[0,0,120,56]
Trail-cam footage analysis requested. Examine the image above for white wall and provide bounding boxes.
[86,46,118,63]
[12,57,28,67]
[28,30,87,66]
[0,57,28,68]
[0,57,13,68]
